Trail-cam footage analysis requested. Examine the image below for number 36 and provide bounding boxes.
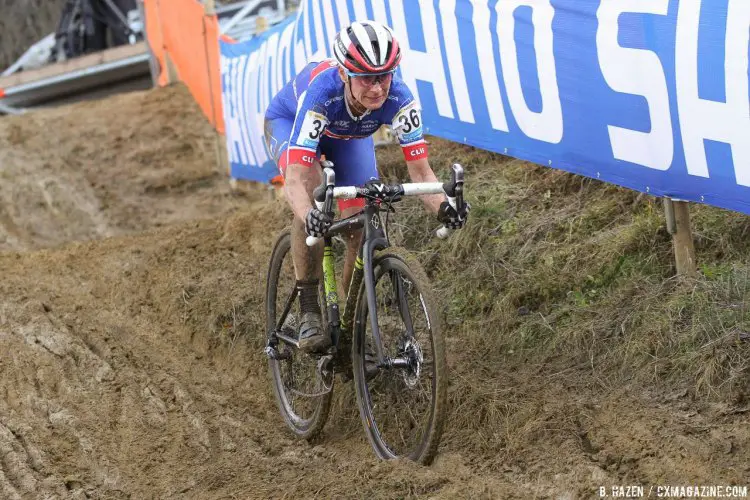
[398,109,421,134]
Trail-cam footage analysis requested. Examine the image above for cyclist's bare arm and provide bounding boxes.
[284,162,318,222]
[406,157,445,214]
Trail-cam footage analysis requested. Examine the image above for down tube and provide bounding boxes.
[362,207,389,364]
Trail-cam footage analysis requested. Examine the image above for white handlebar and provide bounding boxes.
[305,181,463,246]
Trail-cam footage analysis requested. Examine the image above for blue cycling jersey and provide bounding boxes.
[264,60,428,168]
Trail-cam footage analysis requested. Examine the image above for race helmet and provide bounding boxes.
[333,21,402,75]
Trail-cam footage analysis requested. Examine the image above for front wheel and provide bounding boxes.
[352,247,448,464]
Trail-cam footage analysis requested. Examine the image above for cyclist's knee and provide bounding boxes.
[343,228,362,253]
[338,206,363,248]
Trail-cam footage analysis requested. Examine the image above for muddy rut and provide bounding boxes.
[0,86,747,499]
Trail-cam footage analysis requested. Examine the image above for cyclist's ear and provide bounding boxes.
[337,66,348,84]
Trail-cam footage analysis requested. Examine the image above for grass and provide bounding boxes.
[375,136,750,402]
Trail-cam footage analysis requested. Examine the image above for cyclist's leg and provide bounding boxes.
[319,135,378,296]
[265,118,324,282]
[266,118,328,352]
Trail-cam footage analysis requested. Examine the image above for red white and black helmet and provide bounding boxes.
[333,21,402,75]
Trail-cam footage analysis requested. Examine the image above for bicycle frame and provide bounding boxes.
[271,163,464,369]
[270,201,399,367]
[321,201,393,365]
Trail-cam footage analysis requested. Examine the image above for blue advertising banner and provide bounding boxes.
[220,0,750,215]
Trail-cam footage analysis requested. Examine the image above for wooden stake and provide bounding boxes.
[664,199,697,277]
[163,51,180,84]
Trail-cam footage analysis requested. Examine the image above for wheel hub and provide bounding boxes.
[401,338,423,389]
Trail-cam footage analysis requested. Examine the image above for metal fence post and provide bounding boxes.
[137,0,160,87]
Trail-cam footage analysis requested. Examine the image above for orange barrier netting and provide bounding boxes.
[143,0,224,133]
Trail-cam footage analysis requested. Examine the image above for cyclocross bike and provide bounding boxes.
[265,162,466,464]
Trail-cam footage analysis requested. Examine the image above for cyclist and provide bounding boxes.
[264,20,469,353]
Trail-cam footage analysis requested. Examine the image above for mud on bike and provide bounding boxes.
[264,162,466,464]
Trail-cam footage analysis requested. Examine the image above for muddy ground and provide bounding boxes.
[0,85,747,499]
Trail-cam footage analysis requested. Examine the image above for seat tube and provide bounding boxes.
[322,237,340,329]
[341,252,364,332]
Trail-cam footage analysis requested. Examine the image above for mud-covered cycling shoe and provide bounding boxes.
[297,311,331,353]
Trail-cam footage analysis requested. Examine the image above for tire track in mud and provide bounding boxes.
[0,211,538,498]
[0,289,270,497]
[0,85,252,253]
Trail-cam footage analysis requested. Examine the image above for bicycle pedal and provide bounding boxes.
[317,354,335,384]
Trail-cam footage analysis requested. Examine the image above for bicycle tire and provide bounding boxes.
[352,247,448,464]
[266,229,332,440]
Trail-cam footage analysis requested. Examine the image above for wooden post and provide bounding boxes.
[202,0,229,179]
[163,52,180,84]
[664,198,697,277]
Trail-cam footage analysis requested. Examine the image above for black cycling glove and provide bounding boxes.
[437,201,471,230]
[305,208,333,237]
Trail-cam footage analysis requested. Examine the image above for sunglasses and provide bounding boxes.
[347,70,395,87]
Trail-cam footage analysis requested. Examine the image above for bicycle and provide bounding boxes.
[264,162,466,464]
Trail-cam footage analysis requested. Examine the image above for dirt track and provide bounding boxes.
[0,86,747,499]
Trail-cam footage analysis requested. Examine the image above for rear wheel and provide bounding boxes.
[266,229,332,440]
[352,247,447,464]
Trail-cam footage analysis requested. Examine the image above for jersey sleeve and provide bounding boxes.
[389,84,428,162]
[286,86,330,168]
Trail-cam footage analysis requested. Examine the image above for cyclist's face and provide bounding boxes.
[349,72,392,110]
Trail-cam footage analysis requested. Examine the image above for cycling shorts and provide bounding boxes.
[264,117,379,210]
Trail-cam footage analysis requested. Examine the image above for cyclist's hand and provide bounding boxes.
[305,207,333,237]
[437,200,471,230]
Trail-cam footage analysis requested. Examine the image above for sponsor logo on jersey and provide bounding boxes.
[361,120,379,132]
[325,96,345,107]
